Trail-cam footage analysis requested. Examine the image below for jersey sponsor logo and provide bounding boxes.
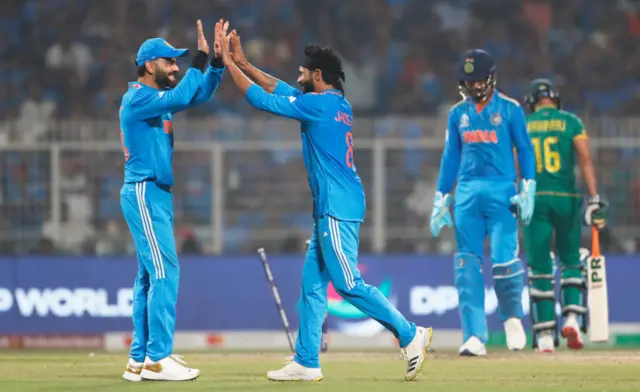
[288,96,297,103]
[490,113,502,126]
[462,130,498,144]
[459,113,469,128]
[335,111,352,126]
[527,120,566,132]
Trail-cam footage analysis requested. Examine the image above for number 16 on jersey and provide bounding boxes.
[587,226,609,343]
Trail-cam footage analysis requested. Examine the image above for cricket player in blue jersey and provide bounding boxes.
[218,30,432,381]
[120,20,228,382]
[430,49,536,356]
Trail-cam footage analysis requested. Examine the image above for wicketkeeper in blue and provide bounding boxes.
[120,20,228,382]
[430,49,536,356]
[218,29,432,381]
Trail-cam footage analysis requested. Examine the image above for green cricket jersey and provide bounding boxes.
[525,105,587,196]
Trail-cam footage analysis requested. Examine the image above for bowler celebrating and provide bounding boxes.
[120,20,227,382]
[430,49,536,356]
[220,30,432,381]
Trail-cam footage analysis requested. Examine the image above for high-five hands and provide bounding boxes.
[229,30,247,66]
[215,21,233,66]
[213,19,229,59]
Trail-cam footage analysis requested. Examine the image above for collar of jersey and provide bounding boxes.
[319,89,341,95]
[535,104,557,111]
[465,90,498,110]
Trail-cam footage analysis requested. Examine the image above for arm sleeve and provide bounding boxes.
[245,84,316,121]
[436,112,462,194]
[273,80,303,97]
[572,116,588,140]
[510,104,536,180]
[189,65,225,107]
[129,67,204,119]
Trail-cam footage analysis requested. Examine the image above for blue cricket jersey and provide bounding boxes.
[119,65,224,187]
[245,81,366,222]
[436,91,535,194]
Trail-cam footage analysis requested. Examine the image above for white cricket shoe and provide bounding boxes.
[140,355,200,381]
[266,359,323,381]
[459,336,487,356]
[504,317,526,351]
[561,313,584,350]
[536,331,555,353]
[401,326,433,380]
[122,358,143,382]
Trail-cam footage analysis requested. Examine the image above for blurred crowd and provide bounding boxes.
[2,0,640,125]
[0,0,639,255]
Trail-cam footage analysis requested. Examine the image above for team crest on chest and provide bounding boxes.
[491,112,502,126]
[460,113,470,128]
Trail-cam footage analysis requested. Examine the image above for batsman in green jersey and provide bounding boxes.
[522,79,608,353]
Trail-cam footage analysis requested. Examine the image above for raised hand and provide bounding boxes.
[213,19,223,59]
[215,20,232,66]
[229,30,248,65]
[197,19,210,55]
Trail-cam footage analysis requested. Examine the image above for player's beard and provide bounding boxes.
[155,68,178,90]
[300,79,315,94]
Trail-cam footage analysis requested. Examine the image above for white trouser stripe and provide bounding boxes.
[140,182,165,279]
[329,217,354,290]
[493,259,519,268]
[136,183,160,279]
[493,269,525,280]
[328,218,348,288]
[136,183,165,279]
[332,219,355,289]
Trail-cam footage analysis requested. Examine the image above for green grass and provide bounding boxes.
[0,350,638,392]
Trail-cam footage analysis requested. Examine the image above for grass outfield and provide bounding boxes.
[0,350,638,392]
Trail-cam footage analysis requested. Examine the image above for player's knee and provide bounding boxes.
[492,258,524,281]
[332,279,357,296]
[453,253,482,286]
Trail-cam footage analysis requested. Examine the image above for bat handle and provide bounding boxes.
[591,226,601,258]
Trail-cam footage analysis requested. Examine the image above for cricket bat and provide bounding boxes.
[587,226,609,343]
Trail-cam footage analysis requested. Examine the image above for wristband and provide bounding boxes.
[190,50,208,72]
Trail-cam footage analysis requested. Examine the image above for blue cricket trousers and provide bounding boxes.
[295,215,416,368]
[121,181,179,362]
[453,179,525,343]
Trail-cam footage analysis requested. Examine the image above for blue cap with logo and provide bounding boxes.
[136,38,189,67]
[457,49,496,82]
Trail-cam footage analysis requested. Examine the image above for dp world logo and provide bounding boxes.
[326,266,398,337]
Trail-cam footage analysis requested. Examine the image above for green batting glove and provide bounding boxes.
[584,195,608,229]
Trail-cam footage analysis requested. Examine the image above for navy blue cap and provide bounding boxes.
[457,49,496,82]
[136,38,189,67]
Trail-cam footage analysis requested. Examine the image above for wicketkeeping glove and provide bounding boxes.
[430,191,453,237]
[583,195,608,229]
[510,179,536,226]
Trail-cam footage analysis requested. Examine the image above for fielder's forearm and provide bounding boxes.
[579,156,598,197]
[226,62,255,96]
[236,60,278,93]
[575,138,598,197]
